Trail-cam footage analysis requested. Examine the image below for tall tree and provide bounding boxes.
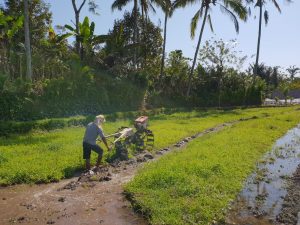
[153,0,175,82]
[248,0,289,75]
[104,12,162,75]
[111,0,155,68]
[1,0,52,79]
[24,0,32,80]
[175,0,247,96]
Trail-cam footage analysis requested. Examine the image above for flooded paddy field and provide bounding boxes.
[226,125,300,225]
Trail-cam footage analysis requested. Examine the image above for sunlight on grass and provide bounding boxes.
[125,109,300,225]
[0,106,298,185]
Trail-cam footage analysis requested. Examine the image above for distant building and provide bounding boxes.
[271,89,300,99]
[263,89,300,106]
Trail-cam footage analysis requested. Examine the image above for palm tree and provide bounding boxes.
[175,0,247,97]
[248,0,290,75]
[152,0,175,82]
[111,0,155,67]
[24,0,32,80]
[286,65,300,81]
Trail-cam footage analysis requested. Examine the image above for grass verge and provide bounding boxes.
[125,109,300,225]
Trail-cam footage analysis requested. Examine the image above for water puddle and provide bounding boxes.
[226,124,300,225]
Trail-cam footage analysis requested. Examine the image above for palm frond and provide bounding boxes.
[173,0,197,9]
[272,0,281,13]
[248,6,251,16]
[112,0,131,11]
[223,0,247,20]
[190,8,202,39]
[169,1,177,17]
[148,2,157,14]
[264,10,269,25]
[219,4,240,33]
[207,14,214,32]
[88,1,100,15]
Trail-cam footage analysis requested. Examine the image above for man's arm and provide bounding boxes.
[101,137,111,151]
[98,127,111,151]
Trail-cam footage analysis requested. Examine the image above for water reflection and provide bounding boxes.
[226,125,300,225]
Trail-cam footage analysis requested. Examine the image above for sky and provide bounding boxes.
[1,0,300,72]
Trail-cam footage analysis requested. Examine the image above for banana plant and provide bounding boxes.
[0,10,24,77]
[0,10,24,40]
[64,16,109,60]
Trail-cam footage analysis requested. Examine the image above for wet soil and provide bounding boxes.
[0,122,233,225]
[0,166,146,225]
[276,165,300,225]
[225,125,300,225]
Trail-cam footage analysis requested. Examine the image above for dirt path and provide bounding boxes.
[0,122,233,225]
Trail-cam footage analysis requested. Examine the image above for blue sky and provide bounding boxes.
[2,0,300,72]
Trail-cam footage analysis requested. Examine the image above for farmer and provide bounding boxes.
[83,115,110,170]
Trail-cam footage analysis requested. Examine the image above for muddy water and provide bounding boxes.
[226,124,300,225]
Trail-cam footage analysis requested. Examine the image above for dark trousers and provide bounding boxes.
[83,142,103,159]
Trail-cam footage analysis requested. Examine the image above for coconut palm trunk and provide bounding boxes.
[133,0,138,67]
[254,0,262,75]
[75,12,81,56]
[24,0,32,81]
[186,5,208,97]
[159,11,168,81]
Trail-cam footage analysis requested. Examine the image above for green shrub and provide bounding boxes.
[0,69,146,121]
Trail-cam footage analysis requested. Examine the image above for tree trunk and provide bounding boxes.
[159,11,168,82]
[254,0,263,75]
[19,55,22,79]
[133,0,138,68]
[75,13,81,56]
[186,5,208,97]
[24,0,32,81]
[80,45,84,61]
[72,0,87,58]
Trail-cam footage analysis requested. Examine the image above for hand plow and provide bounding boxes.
[101,116,154,160]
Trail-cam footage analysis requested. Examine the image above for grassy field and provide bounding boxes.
[125,108,300,225]
[0,106,299,185]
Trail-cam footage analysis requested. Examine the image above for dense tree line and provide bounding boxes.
[0,0,298,121]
